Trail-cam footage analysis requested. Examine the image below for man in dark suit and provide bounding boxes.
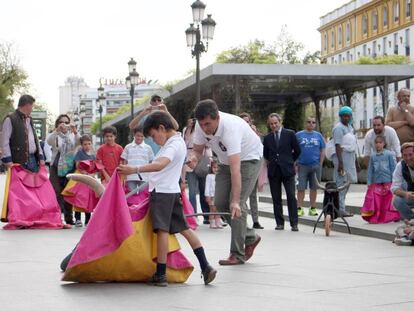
[263,113,301,231]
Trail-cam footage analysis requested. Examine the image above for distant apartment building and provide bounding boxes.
[319,0,413,139]
[58,76,166,136]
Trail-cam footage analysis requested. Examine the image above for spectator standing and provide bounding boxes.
[385,88,414,144]
[73,134,96,227]
[182,117,211,223]
[364,115,401,166]
[330,106,359,217]
[1,95,45,172]
[240,112,264,229]
[361,135,400,223]
[47,114,80,225]
[129,94,178,155]
[121,127,154,192]
[204,159,225,229]
[295,116,325,217]
[188,99,263,265]
[96,126,123,184]
[391,142,414,221]
[263,113,301,231]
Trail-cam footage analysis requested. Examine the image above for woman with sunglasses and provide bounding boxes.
[47,114,81,225]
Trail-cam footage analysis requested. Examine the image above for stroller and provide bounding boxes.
[312,175,351,236]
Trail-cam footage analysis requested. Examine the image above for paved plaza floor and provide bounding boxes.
[1,174,414,310]
[1,216,414,311]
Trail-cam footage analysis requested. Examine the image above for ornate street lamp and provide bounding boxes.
[185,0,216,103]
[126,58,139,126]
[79,101,86,135]
[97,85,106,144]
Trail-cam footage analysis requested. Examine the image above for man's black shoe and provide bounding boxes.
[291,225,299,232]
[339,210,354,217]
[253,222,264,229]
[275,225,284,230]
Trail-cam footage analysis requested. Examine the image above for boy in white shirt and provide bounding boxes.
[118,111,216,287]
[121,127,154,191]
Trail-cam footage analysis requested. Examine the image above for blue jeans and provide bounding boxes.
[332,151,357,211]
[393,196,414,220]
[24,154,39,172]
[186,172,209,217]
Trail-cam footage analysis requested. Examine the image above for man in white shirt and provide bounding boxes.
[188,99,263,265]
[364,115,401,165]
[121,127,154,191]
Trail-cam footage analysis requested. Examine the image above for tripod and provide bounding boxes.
[313,183,352,236]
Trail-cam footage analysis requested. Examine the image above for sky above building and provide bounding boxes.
[0,0,347,115]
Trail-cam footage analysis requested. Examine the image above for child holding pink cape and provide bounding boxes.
[361,135,400,223]
[118,111,217,287]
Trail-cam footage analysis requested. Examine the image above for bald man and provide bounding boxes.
[386,88,414,144]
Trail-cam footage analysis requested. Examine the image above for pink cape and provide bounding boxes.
[361,183,400,224]
[2,165,64,229]
[65,172,193,275]
[63,181,99,213]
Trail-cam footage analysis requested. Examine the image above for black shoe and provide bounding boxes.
[339,210,354,217]
[147,273,168,287]
[65,220,75,226]
[291,225,299,232]
[202,265,217,285]
[253,222,264,229]
[275,225,284,230]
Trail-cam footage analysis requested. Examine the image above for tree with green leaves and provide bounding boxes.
[216,39,276,64]
[0,42,28,124]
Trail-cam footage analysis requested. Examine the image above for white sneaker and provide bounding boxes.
[75,220,83,228]
[394,236,412,246]
[215,218,224,229]
[210,221,218,229]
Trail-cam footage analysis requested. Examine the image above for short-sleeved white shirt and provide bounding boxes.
[193,112,263,165]
[364,125,401,158]
[121,141,154,181]
[148,133,186,193]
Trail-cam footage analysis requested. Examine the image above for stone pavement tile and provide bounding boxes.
[2,181,414,311]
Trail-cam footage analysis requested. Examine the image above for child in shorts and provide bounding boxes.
[118,111,217,287]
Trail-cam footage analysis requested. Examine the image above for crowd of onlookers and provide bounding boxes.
[2,89,414,247]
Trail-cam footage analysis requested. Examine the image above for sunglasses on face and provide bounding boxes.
[59,121,70,124]
[307,121,316,124]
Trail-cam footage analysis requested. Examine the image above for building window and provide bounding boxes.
[363,44,367,56]
[372,10,378,31]
[323,33,327,51]
[406,79,411,89]
[338,26,343,46]
[346,23,351,42]
[373,41,377,57]
[383,37,387,55]
[384,6,389,26]
[395,82,399,92]
[394,32,399,54]
[406,29,410,56]
[394,1,400,22]
[374,87,377,97]
[362,15,368,35]
[338,54,342,63]
[407,0,411,18]
[331,30,335,49]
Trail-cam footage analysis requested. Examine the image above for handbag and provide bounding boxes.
[193,155,210,177]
